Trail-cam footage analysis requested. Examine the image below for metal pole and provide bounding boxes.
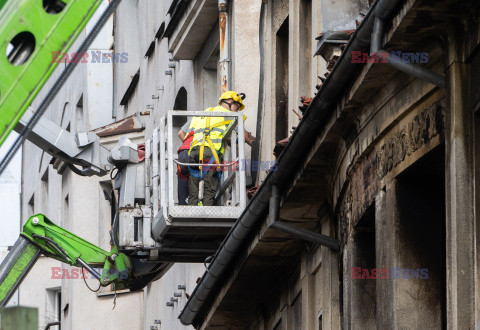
[159,120,167,212]
[370,17,445,88]
[268,186,339,251]
[270,221,340,251]
[152,128,159,217]
[219,0,230,93]
[237,113,246,207]
[77,258,102,281]
[167,114,175,208]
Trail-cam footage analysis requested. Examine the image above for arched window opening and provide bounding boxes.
[173,87,188,129]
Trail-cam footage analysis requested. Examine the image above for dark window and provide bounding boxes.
[275,17,289,142]
[173,87,188,128]
[299,0,312,96]
[76,94,84,131]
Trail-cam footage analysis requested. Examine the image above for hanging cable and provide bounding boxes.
[112,283,117,310]
[82,267,102,292]
[110,166,120,180]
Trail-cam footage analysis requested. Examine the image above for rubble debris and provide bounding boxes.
[314,30,354,61]
[273,137,291,158]
[247,186,259,199]
[292,109,303,120]
[271,24,360,164]
[356,12,366,27]
[314,29,354,81]
[299,96,313,115]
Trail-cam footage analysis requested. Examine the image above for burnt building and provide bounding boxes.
[179,0,480,328]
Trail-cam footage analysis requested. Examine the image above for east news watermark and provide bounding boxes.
[351,267,429,279]
[51,51,128,64]
[51,267,129,280]
[351,51,429,64]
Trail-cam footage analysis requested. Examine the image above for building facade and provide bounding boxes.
[20,0,262,329]
[19,0,480,329]
[178,0,480,329]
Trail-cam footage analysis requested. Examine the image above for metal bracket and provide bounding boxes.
[108,137,139,164]
[370,16,445,88]
[15,107,111,177]
[267,186,339,251]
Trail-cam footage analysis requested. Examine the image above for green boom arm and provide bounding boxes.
[0,0,104,146]
[0,214,132,308]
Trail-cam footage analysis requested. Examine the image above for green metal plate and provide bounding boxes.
[0,0,103,146]
[0,237,41,308]
[22,214,111,265]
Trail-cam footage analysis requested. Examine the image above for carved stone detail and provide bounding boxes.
[377,97,445,180]
[338,96,446,236]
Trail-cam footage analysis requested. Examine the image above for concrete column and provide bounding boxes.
[327,248,341,330]
[375,187,394,328]
[343,231,376,329]
[445,25,476,328]
[376,177,445,328]
[321,216,341,329]
[475,113,480,326]
[342,242,353,330]
[304,273,316,330]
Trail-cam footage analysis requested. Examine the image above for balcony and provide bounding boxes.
[164,0,219,60]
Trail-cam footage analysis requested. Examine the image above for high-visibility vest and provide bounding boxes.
[188,106,232,155]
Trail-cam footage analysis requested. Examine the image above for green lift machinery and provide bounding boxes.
[0,0,243,310]
[0,0,174,309]
[0,214,132,308]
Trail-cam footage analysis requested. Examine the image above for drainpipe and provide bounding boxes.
[219,0,230,93]
[44,321,60,330]
[370,8,445,88]
[268,186,339,250]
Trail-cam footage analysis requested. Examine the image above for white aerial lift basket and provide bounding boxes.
[149,111,247,247]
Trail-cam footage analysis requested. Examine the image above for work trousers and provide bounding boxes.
[177,149,189,205]
[188,147,221,206]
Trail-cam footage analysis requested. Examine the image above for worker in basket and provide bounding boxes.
[187,91,255,206]
[177,118,194,205]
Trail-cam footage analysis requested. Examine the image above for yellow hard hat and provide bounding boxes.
[219,91,245,110]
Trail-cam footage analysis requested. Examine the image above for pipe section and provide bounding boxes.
[268,186,339,250]
[370,16,445,88]
[219,0,230,93]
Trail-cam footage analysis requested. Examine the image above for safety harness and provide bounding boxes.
[198,116,232,172]
[189,112,232,206]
